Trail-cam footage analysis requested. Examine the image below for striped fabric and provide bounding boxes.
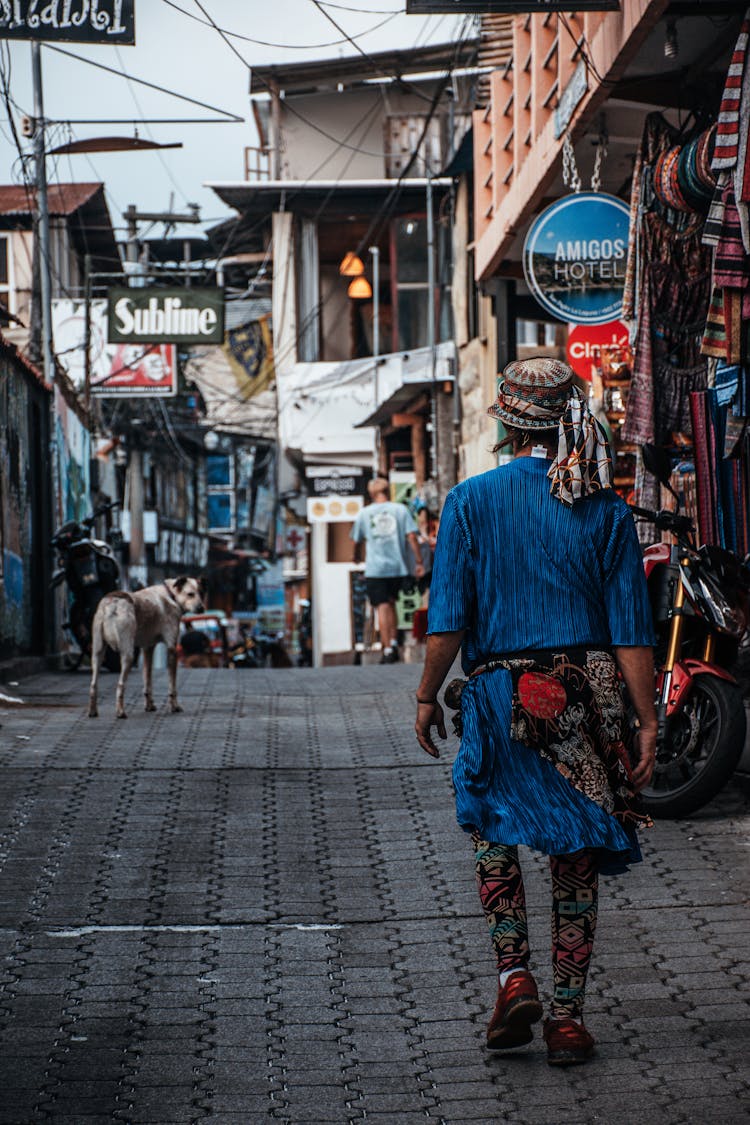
[712,12,750,171]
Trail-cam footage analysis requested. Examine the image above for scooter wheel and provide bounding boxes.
[642,675,747,819]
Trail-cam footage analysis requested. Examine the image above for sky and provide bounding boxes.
[0,1,466,244]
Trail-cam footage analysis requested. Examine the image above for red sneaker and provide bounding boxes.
[486,970,543,1050]
[543,1017,595,1066]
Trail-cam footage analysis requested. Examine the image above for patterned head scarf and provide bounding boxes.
[487,357,614,506]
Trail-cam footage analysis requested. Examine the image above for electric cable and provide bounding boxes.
[113,46,192,208]
[160,0,398,51]
[41,43,244,124]
[309,0,433,104]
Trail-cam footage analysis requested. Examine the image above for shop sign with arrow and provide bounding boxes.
[0,1,135,43]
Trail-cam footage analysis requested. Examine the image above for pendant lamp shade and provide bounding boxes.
[339,251,365,277]
[347,276,372,299]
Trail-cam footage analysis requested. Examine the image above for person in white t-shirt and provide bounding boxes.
[351,478,424,663]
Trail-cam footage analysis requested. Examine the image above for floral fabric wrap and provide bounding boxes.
[466,647,652,831]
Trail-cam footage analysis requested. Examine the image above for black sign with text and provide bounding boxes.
[0,1,135,44]
[407,1,618,11]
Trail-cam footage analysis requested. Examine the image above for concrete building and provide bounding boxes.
[206,35,514,664]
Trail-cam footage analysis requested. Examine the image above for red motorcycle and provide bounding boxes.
[630,452,750,818]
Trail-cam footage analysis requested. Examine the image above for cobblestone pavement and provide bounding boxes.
[0,664,749,1125]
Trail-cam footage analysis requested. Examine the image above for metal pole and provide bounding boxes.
[426,169,438,481]
[31,42,54,385]
[369,245,380,474]
[83,253,92,414]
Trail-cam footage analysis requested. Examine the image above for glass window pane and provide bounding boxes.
[207,492,232,529]
[397,289,429,351]
[207,454,231,487]
[394,219,427,283]
[0,238,8,286]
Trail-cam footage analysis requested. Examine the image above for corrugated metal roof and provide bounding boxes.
[0,181,102,217]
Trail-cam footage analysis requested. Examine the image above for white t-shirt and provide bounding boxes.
[350,500,417,578]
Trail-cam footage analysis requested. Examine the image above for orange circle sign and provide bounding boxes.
[566,320,629,382]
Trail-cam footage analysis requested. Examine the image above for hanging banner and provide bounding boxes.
[523,193,629,326]
[566,320,629,381]
[0,1,136,43]
[52,298,177,397]
[108,286,224,346]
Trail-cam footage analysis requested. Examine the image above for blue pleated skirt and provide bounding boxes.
[453,669,641,874]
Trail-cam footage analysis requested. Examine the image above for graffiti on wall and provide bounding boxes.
[54,385,90,524]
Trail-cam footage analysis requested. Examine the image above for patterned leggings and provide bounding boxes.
[473,836,598,1019]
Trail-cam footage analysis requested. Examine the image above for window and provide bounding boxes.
[390,217,452,352]
[207,453,234,532]
[0,235,14,319]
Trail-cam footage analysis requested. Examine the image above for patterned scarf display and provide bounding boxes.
[548,390,614,507]
[712,11,750,172]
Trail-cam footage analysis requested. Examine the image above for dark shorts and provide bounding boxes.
[366,576,408,607]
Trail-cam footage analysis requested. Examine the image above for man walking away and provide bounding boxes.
[352,478,424,663]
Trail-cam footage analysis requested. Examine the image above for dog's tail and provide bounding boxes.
[94,592,135,651]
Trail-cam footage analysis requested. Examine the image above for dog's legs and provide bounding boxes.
[88,620,103,718]
[115,649,134,719]
[167,646,182,713]
[143,646,156,712]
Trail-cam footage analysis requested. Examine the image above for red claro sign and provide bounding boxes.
[566,321,629,382]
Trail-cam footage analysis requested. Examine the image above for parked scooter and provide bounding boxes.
[51,501,122,670]
[630,446,750,818]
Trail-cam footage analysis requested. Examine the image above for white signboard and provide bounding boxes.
[52,298,177,397]
[306,496,363,524]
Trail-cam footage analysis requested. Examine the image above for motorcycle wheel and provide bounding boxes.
[642,675,747,819]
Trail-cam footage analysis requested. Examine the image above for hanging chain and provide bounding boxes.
[591,133,608,193]
[562,133,582,194]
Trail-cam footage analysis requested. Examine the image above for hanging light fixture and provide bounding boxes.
[347,276,372,299]
[339,251,365,277]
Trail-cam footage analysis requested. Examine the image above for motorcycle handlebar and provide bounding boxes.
[628,505,695,537]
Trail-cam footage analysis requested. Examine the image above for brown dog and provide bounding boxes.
[88,577,205,719]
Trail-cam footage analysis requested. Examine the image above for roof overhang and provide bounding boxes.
[206,179,453,220]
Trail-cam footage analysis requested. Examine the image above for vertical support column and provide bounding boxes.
[272,211,298,375]
[31,43,53,386]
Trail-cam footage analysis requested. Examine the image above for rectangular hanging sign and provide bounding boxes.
[107,287,225,346]
[0,1,136,44]
[406,1,618,11]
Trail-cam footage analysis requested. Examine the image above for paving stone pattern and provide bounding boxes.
[0,665,749,1124]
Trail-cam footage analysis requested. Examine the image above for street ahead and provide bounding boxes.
[0,665,749,1124]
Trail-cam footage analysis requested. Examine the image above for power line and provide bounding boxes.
[113,45,191,209]
[41,42,243,124]
[309,0,433,104]
[161,0,397,50]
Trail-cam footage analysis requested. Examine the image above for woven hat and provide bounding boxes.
[487,356,614,506]
[487,357,576,430]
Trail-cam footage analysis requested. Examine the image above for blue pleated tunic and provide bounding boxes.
[427,457,654,866]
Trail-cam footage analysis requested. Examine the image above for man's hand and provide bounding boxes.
[415,700,447,758]
[631,721,657,791]
[414,562,425,578]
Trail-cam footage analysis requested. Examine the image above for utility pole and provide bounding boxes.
[426,168,438,484]
[370,245,380,474]
[121,202,201,588]
[83,253,92,414]
[31,42,53,385]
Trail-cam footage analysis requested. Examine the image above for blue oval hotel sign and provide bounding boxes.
[523,192,629,325]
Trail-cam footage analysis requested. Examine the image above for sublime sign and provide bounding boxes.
[107,287,225,346]
[523,193,629,326]
[0,1,135,43]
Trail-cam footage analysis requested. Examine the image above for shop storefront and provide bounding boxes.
[473,2,749,554]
